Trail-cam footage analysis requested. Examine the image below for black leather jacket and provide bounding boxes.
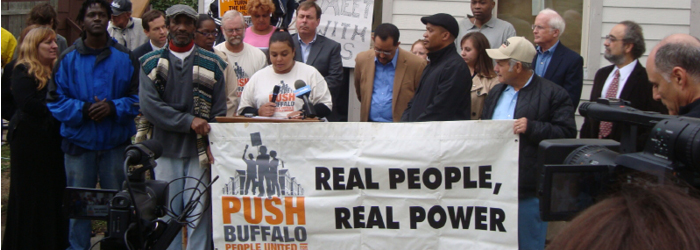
[482,74,577,196]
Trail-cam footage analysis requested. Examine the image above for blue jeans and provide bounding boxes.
[64,144,128,250]
[519,197,548,250]
[155,156,212,250]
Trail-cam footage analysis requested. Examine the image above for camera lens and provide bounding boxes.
[111,194,131,209]
[564,145,619,166]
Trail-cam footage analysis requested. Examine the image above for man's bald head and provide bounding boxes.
[658,33,700,46]
[651,34,700,81]
[646,33,700,115]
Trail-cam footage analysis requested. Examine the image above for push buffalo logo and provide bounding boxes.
[221,132,307,250]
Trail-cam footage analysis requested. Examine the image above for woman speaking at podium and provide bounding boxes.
[238,31,332,119]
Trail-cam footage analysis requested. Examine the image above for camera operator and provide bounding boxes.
[647,33,700,118]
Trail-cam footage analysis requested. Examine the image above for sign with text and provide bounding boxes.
[220,0,248,17]
[209,121,519,250]
[315,0,374,68]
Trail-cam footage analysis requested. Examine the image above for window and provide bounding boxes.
[498,0,584,55]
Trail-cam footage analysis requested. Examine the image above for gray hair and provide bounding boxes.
[538,8,565,35]
[509,59,532,72]
[221,10,245,25]
[655,41,700,82]
[619,20,645,59]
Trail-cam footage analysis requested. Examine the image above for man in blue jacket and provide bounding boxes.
[46,0,139,248]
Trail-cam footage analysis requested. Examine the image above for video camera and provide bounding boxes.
[537,98,700,221]
[63,139,218,250]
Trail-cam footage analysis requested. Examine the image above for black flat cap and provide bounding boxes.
[421,13,459,38]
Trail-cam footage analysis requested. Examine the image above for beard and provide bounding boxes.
[227,34,244,46]
[168,32,194,47]
[604,50,624,65]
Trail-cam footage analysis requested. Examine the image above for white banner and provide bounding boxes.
[209,121,519,250]
[314,0,374,68]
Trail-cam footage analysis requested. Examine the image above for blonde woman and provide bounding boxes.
[3,26,68,250]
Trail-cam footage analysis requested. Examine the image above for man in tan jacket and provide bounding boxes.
[354,23,427,122]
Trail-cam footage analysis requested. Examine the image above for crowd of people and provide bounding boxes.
[1,0,700,249]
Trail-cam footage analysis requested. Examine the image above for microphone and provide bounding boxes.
[271,85,281,104]
[294,80,316,118]
[125,139,163,166]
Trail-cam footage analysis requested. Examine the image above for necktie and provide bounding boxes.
[599,69,620,138]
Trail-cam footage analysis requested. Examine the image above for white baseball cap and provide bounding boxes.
[486,36,537,63]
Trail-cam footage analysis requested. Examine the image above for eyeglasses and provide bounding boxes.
[605,35,620,42]
[374,49,393,56]
[196,30,219,37]
[223,28,246,34]
[531,25,550,31]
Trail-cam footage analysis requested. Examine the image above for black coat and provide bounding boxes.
[579,61,667,150]
[401,43,471,121]
[680,98,700,118]
[482,74,577,196]
[132,41,153,61]
[3,64,68,250]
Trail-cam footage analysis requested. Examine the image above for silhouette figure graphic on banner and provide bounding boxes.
[256,146,271,197]
[242,145,258,195]
[267,150,283,197]
[230,132,297,197]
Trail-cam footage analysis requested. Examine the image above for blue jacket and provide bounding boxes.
[47,37,139,151]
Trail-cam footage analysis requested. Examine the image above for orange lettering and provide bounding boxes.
[237,78,248,87]
[222,196,241,224]
[285,197,306,225]
[265,197,284,224]
[277,107,294,112]
[243,197,264,224]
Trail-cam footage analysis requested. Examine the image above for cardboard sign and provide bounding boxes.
[316,0,375,68]
[220,0,249,17]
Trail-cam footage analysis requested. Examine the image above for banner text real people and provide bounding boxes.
[209,121,519,250]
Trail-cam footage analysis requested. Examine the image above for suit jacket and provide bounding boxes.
[532,42,584,109]
[580,61,668,150]
[132,41,153,61]
[292,34,345,120]
[353,48,427,122]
